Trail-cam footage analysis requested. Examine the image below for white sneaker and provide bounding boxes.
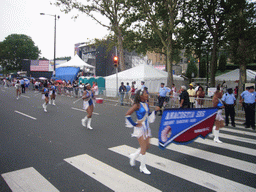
[44,108,47,112]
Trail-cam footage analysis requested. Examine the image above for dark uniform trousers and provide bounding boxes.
[224,104,235,126]
[244,103,255,128]
[158,96,165,115]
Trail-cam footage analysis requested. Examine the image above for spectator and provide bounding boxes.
[196,86,205,108]
[129,84,136,105]
[179,86,190,108]
[119,82,126,106]
[222,88,236,127]
[157,83,171,116]
[187,83,196,108]
[126,82,131,104]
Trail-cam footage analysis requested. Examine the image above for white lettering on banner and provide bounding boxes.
[194,127,210,133]
[163,120,175,126]
[196,111,206,118]
[165,112,195,120]
[176,119,189,124]
[190,119,196,123]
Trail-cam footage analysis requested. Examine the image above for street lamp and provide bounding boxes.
[40,13,60,77]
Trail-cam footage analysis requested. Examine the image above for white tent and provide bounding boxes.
[56,54,95,69]
[104,64,184,96]
[216,69,256,82]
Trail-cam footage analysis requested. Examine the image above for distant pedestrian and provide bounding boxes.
[125,88,160,175]
[119,82,126,106]
[49,83,56,105]
[179,86,190,108]
[129,84,136,105]
[140,81,145,91]
[126,82,131,104]
[222,88,236,127]
[81,83,95,130]
[20,78,25,93]
[240,86,256,130]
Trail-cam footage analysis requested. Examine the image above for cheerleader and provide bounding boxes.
[125,88,160,174]
[212,85,225,143]
[42,84,49,112]
[49,83,56,105]
[15,80,21,99]
[81,83,95,129]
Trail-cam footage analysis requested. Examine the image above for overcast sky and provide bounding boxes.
[0,0,109,60]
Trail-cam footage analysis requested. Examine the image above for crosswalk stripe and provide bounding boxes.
[64,154,161,192]
[221,127,256,136]
[1,167,59,192]
[109,145,256,192]
[219,132,256,144]
[150,138,256,174]
[195,137,256,156]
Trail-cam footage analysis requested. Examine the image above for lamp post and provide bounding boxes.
[40,13,60,77]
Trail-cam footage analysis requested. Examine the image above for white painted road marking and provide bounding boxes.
[14,110,37,120]
[65,154,161,192]
[20,95,30,98]
[2,167,59,192]
[71,107,99,115]
[109,145,256,192]
[73,97,82,104]
[150,138,256,174]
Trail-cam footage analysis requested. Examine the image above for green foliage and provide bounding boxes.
[0,34,40,70]
[218,54,227,72]
[199,58,206,78]
[186,57,198,79]
[55,56,71,61]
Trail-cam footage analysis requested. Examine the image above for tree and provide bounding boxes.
[226,0,256,96]
[0,34,40,71]
[199,57,207,78]
[55,0,133,71]
[186,57,198,81]
[218,54,227,72]
[124,0,183,87]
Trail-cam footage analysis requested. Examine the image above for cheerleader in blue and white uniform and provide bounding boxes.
[42,84,49,112]
[81,83,95,129]
[212,85,225,143]
[49,83,56,105]
[125,88,160,174]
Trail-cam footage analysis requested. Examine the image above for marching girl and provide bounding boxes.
[49,83,56,105]
[81,83,95,130]
[212,85,225,143]
[125,88,160,174]
[42,84,49,112]
[15,80,21,100]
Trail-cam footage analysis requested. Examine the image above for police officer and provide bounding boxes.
[157,83,171,116]
[222,88,236,127]
[240,86,256,130]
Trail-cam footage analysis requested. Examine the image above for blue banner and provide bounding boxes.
[158,107,218,149]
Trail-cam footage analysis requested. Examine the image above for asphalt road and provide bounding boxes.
[0,86,256,192]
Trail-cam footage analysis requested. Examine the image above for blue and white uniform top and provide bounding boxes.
[221,93,236,105]
[83,90,95,110]
[50,85,56,95]
[125,102,156,139]
[241,90,256,104]
[43,88,49,97]
[216,99,224,121]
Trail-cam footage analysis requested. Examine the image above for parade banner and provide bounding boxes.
[158,107,218,149]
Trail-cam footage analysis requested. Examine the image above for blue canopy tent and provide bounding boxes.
[55,67,80,82]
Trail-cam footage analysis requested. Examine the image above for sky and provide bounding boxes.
[0,0,109,60]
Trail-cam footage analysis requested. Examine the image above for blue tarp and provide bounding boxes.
[55,67,80,82]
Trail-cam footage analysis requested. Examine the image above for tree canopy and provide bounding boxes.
[0,34,40,72]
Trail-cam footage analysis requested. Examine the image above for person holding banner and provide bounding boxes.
[212,86,225,143]
[125,88,160,175]
[81,83,95,130]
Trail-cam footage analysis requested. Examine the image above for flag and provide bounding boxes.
[30,60,49,71]
[158,107,218,149]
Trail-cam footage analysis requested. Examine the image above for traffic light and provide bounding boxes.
[113,56,118,67]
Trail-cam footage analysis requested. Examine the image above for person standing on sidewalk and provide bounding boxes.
[222,88,236,127]
[179,86,190,108]
[157,83,171,116]
[125,88,160,174]
[15,80,21,100]
[187,84,196,108]
[240,86,256,130]
[20,78,25,93]
[119,82,126,106]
